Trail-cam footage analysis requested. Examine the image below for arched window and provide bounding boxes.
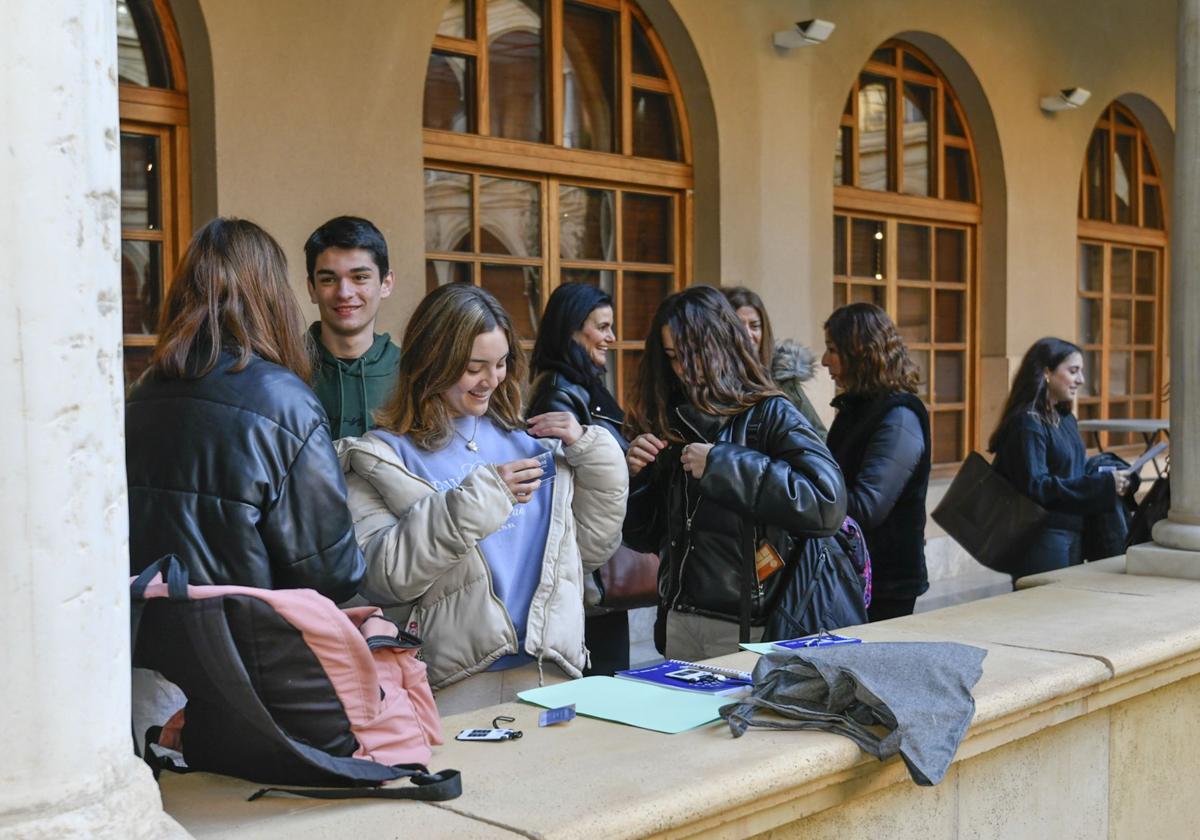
[117,0,191,386]
[1076,102,1168,447]
[832,41,980,466]
[423,0,692,402]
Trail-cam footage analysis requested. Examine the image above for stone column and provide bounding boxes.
[0,2,186,837]
[1128,0,1200,577]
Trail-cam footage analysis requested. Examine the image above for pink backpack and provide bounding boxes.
[132,555,460,801]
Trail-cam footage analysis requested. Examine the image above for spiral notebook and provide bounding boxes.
[614,660,753,696]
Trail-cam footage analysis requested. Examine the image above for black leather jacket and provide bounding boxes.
[527,371,628,452]
[126,351,365,602]
[623,396,846,623]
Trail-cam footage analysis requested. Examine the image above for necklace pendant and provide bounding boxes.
[467,440,479,452]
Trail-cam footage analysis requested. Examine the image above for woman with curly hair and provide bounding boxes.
[822,303,930,621]
[623,286,845,659]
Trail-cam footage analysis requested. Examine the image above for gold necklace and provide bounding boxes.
[453,416,481,452]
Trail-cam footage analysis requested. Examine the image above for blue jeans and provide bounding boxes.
[1012,527,1082,581]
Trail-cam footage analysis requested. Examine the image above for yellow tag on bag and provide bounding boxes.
[754,540,784,582]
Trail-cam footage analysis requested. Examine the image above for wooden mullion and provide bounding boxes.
[476,0,490,136]
[933,79,944,200]
[683,188,694,286]
[560,259,622,271]
[1077,218,1167,248]
[549,0,564,147]
[124,334,159,346]
[834,185,981,224]
[545,176,560,290]
[574,0,621,10]
[849,80,860,188]
[619,261,674,274]
[120,229,166,243]
[425,251,477,262]
[630,74,671,93]
[864,60,899,77]
[476,254,545,267]
[470,173,481,268]
[433,34,478,55]
[619,4,633,155]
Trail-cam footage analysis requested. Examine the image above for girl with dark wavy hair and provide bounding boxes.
[339,283,628,715]
[989,337,1130,577]
[822,303,930,621]
[623,286,845,659]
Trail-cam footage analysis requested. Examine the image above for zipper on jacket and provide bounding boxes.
[668,407,710,613]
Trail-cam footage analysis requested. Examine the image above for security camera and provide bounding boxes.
[1039,87,1091,113]
[773,19,836,50]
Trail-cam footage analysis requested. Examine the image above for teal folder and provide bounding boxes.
[518,676,728,734]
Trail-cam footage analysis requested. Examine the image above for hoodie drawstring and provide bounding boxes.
[334,364,346,439]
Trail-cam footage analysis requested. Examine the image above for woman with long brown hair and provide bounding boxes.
[722,286,827,439]
[623,286,845,659]
[125,217,365,600]
[339,283,627,715]
[822,303,929,621]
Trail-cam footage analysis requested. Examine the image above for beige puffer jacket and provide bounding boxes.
[337,424,628,690]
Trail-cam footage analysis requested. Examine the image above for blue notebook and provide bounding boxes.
[614,660,753,696]
[740,633,863,655]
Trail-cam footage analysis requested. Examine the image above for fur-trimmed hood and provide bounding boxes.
[772,339,820,384]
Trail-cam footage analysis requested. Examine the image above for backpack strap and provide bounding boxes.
[248,769,463,802]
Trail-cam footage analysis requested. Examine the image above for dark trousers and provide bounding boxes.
[1010,527,1082,585]
[583,610,630,676]
[867,596,917,623]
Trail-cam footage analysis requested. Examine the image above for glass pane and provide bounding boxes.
[632,90,681,161]
[1143,184,1163,229]
[560,268,615,298]
[480,176,540,256]
[833,283,848,309]
[1079,243,1104,292]
[425,259,472,293]
[1078,400,1101,422]
[896,288,930,344]
[870,47,895,64]
[943,146,975,202]
[857,77,891,191]
[903,51,934,74]
[121,240,162,335]
[1136,250,1157,295]
[1112,248,1133,295]
[833,215,847,276]
[116,0,170,88]
[424,169,473,252]
[1112,297,1131,343]
[1133,351,1154,395]
[1115,108,1136,127]
[1109,351,1130,396]
[1132,399,1154,422]
[944,91,965,137]
[1107,400,1129,446]
[563,2,617,153]
[488,0,545,143]
[481,264,541,340]
[932,411,963,464]
[424,53,475,133]
[911,350,930,399]
[622,193,672,264]
[1114,134,1136,225]
[934,351,965,403]
[120,133,160,230]
[622,272,672,342]
[438,0,473,38]
[1079,297,1101,345]
[630,17,664,77]
[901,84,933,197]
[935,290,965,342]
[849,284,885,307]
[1082,351,1101,397]
[1086,129,1110,221]
[898,224,931,280]
[560,185,615,261]
[1142,143,1158,176]
[622,350,643,407]
[123,345,155,390]
[935,228,966,284]
[850,218,886,279]
[1134,300,1156,345]
[834,126,846,187]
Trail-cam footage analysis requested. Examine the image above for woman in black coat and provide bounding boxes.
[623,286,845,660]
[822,303,930,622]
[126,218,365,602]
[989,337,1131,577]
[527,282,631,674]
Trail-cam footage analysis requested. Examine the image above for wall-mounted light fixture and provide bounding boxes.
[773,19,836,49]
[1039,87,1091,113]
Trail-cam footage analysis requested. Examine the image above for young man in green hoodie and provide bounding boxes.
[305,216,401,438]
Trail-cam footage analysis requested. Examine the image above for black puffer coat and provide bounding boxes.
[826,392,930,600]
[623,396,846,624]
[526,371,627,452]
[126,351,365,602]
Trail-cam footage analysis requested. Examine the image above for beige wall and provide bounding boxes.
[186,0,1175,441]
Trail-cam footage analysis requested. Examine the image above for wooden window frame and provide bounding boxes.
[423,0,694,405]
[1076,103,1169,449]
[119,0,191,382]
[834,40,981,469]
